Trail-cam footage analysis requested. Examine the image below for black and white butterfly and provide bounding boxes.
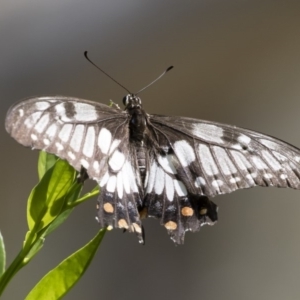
[5,93,300,244]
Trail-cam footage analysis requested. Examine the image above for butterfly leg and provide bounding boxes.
[109,100,121,110]
[76,166,89,183]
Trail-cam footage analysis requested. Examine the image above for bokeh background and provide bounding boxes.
[1,1,300,299]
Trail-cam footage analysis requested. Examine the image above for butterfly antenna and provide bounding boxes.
[84,51,131,94]
[135,66,174,95]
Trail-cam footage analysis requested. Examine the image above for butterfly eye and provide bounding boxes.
[123,96,127,106]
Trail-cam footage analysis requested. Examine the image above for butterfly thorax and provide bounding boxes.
[123,94,147,142]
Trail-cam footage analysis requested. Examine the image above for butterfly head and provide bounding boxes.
[123,94,142,109]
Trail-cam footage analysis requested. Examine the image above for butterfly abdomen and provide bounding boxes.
[136,144,147,186]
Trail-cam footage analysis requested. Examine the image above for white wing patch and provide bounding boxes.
[213,146,237,175]
[67,151,76,160]
[99,172,109,187]
[99,159,139,197]
[31,133,37,141]
[46,124,57,138]
[54,103,72,122]
[18,109,24,117]
[237,134,251,145]
[154,167,165,195]
[55,142,64,151]
[35,101,51,110]
[157,154,177,174]
[107,175,117,193]
[230,151,252,170]
[109,150,126,171]
[74,103,98,121]
[59,124,72,142]
[98,128,111,154]
[146,160,158,194]
[147,159,188,201]
[195,176,206,187]
[259,139,281,150]
[93,161,100,171]
[117,172,124,198]
[70,125,84,152]
[24,112,42,128]
[43,138,50,145]
[173,140,195,167]
[212,179,224,188]
[261,150,281,171]
[109,139,121,154]
[198,144,219,176]
[280,174,288,180]
[124,161,139,193]
[122,167,131,194]
[165,174,175,201]
[83,126,96,158]
[80,159,90,169]
[174,179,187,196]
[192,123,224,143]
[252,156,268,170]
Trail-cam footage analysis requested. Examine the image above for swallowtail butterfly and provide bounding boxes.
[5,90,300,244]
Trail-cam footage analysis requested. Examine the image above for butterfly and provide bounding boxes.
[5,90,300,244]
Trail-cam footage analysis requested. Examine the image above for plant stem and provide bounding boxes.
[0,228,38,296]
[0,249,26,296]
[68,187,99,208]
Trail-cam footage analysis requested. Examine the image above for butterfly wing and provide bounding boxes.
[146,114,300,243]
[7,96,300,244]
[5,96,126,177]
[149,115,300,195]
[144,152,218,244]
[97,146,144,242]
[5,96,144,240]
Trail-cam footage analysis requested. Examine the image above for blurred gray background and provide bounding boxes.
[1,1,300,299]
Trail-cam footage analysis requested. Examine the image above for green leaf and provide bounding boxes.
[38,151,58,180]
[25,228,106,300]
[23,237,45,264]
[43,183,83,237]
[27,159,75,231]
[44,209,73,237]
[0,231,5,276]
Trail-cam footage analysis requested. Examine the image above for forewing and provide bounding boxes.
[149,115,300,197]
[6,96,145,240]
[5,96,128,180]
